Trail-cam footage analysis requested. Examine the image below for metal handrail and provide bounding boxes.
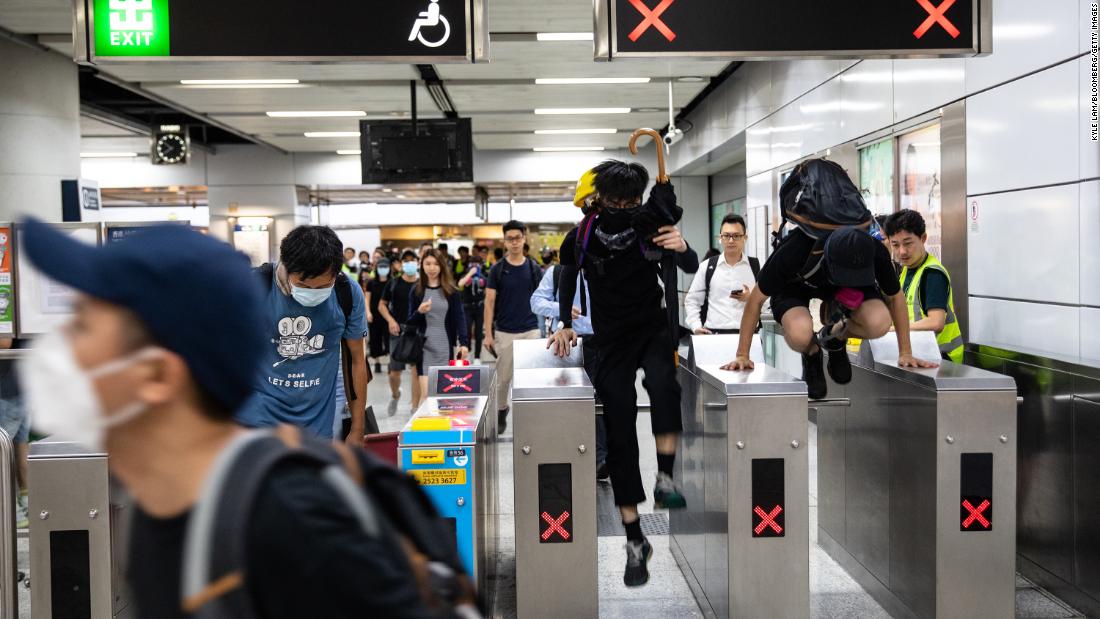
[0,427,16,618]
[0,351,29,361]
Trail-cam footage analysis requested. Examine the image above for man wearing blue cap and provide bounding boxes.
[17,221,429,618]
[237,225,369,444]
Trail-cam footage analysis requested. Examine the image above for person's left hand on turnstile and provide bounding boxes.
[898,353,939,369]
[547,327,577,358]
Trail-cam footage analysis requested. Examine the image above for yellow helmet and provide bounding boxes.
[573,168,598,208]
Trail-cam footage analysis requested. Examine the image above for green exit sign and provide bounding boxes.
[93,0,170,56]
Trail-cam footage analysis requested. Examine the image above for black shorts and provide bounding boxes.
[769,286,884,324]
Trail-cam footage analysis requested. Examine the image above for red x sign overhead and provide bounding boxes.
[442,372,475,393]
[541,510,571,540]
[753,505,783,535]
[914,0,961,39]
[627,0,677,43]
[962,499,991,529]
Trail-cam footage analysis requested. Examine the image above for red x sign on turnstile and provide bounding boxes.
[442,372,475,393]
[627,0,677,42]
[753,504,783,535]
[962,499,991,529]
[541,510,571,540]
[913,0,961,39]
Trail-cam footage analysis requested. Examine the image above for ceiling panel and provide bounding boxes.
[468,111,672,132]
[81,116,144,137]
[473,133,630,150]
[206,113,444,135]
[447,82,696,112]
[488,0,592,32]
[264,137,363,152]
[80,136,151,152]
[0,0,70,33]
[142,83,430,114]
[100,62,419,83]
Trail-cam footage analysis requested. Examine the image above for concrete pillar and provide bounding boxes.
[0,38,81,222]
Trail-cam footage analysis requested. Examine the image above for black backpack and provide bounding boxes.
[256,263,359,401]
[180,425,479,619]
[700,254,760,327]
[774,159,872,288]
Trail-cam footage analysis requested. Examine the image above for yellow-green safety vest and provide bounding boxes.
[900,254,964,364]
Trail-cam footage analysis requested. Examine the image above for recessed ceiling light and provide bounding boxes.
[382,188,393,193]
[397,195,408,199]
[180,79,304,89]
[535,108,631,115]
[304,131,361,138]
[635,107,661,113]
[536,32,593,41]
[268,111,366,118]
[336,149,362,155]
[80,152,139,158]
[533,147,606,152]
[675,76,706,83]
[535,128,617,135]
[535,78,650,85]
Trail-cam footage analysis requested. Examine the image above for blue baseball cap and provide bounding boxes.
[21,218,265,412]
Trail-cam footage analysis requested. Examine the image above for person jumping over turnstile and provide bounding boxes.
[548,161,699,587]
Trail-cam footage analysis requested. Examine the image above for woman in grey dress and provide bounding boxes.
[408,249,470,398]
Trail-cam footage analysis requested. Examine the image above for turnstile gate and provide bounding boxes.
[817,332,1017,618]
[510,339,597,619]
[673,334,810,618]
[399,364,498,593]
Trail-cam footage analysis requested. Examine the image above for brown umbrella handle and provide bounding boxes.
[628,128,669,184]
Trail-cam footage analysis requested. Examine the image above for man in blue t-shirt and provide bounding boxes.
[484,220,542,433]
[238,226,369,443]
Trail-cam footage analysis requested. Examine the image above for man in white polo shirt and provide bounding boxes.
[685,213,760,335]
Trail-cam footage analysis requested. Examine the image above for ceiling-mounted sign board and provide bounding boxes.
[595,0,990,60]
[75,0,489,63]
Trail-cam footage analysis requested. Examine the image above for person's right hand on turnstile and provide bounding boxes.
[547,326,577,358]
[721,354,754,371]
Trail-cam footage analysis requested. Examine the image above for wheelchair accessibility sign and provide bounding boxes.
[409,0,450,48]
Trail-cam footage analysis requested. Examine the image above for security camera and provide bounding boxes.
[663,126,684,147]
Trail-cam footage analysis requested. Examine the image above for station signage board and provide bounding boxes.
[595,0,990,60]
[75,0,488,63]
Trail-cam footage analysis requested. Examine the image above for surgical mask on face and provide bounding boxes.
[377,267,390,277]
[403,262,419,277]
[291,284,333,307]
[20,330,161,452]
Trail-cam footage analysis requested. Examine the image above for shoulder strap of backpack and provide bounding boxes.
[789,234,828,289]
[334,272,358,402]
[699,255,720,327]
[552,264,562,302]
[749,256,760,279]
[528,258,542,293]
[255,263,275,290]
[181,426,385,618]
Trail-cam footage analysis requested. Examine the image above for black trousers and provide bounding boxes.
[464,303,485,359]
[580,336,607,467]
[592,328,683,506]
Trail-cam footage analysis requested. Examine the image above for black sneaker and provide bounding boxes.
[497,408,509,435]
[653,472,687,509]
[597,462,610,482]
[624,538,653,587]
[821,337,852,385]
[802,349,828,400]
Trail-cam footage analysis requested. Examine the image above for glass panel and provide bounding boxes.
[899,124,943,259]
[859,139,895,216]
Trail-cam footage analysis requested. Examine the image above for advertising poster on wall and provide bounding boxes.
[859,139,895,216]
[899,124,943,259]
[16,224,101,336]
[0,227,13,334]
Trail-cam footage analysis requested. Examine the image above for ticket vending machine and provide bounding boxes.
[398,364,497,593]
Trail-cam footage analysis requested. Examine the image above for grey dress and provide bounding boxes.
[421,286,451,370]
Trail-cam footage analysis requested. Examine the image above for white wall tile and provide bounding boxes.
[743,62,775,129]
[969,297,1080,358]
[801,78,843,157]
[746,116,772,176]
[769,102,806,171]
[770,60,845,112]
[965,0,1081,94]
[838,59,894,144]
[968,183,1080,304]
[892,58,966,123]
[967,61,1080,194]
[1082,181,1100,306]
[1082,307,1100,363]
[1082,56,1100,181]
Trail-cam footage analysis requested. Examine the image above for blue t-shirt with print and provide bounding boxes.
[237,269,367,438]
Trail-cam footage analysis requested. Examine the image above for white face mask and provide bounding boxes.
[291,284,333,307]
[19,330,162,452]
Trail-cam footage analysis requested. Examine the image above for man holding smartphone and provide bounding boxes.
[684,214,760,335]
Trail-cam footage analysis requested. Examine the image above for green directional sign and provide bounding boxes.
[93,0,170,57]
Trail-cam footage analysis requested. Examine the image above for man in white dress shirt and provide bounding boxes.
[684,214,760,335]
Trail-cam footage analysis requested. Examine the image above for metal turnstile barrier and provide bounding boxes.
[673,334,810,618]
[399,364,498,594]
[0,428,16,619]
[817,332,1017,618]
[510,339,597,619]
[29,440,133,618]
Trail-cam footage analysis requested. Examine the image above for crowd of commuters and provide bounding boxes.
[6,155,961,615]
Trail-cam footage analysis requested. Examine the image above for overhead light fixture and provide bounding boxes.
[675,76,706,83]
[382,188,393,193]
[396,194,408,199]
[535,77,650,85]
[533,147,606,152]
[180,79,304,89]
[535,108,631,115]
[534,128,617,135]
[336,149,362,155]
[304,131,361,138]
[536,32,593,41]
[80,152,139,158]
[635,107,661,113]
[268,111,366,118]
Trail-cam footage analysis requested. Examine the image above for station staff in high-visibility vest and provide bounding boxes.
[884,209,964,363]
